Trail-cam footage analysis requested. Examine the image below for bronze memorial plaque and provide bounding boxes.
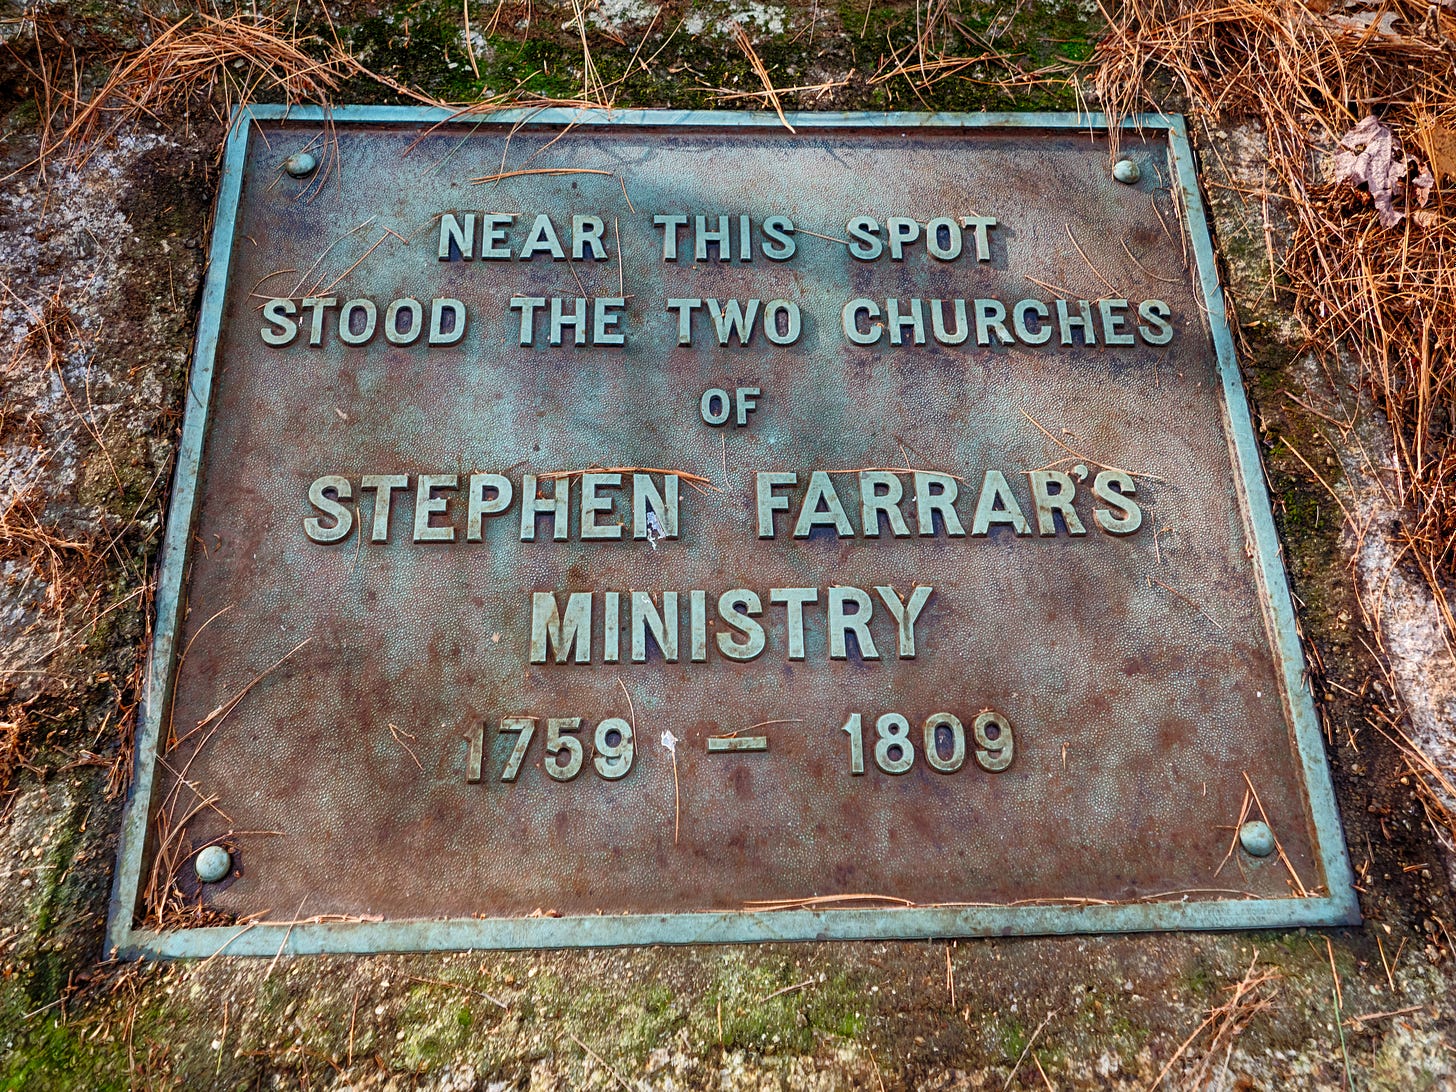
[110,109,1358,957]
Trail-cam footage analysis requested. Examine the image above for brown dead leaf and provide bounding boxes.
[0,705,25,791]
[1416,125,1456,184]
[1334,116,1435,227]
[1326,10,1403,38]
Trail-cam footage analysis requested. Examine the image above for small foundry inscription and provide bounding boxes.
[110,111,1357,955]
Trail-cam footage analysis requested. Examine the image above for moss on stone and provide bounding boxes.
[0,973,142,1092]
[312,0,1104,114]
[339,0,575,102]
[685,953,869,1053]
[0,1012,129,1092]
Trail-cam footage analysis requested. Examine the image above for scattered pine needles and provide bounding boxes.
[54,12,347,166]
[731,22,794,131]
[1096,0,1456,844]
[1148,953,1281,1091]
[1095,0,1456,617]
[0,704,26,804]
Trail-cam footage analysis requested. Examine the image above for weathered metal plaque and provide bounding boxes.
[110,108,1358,957]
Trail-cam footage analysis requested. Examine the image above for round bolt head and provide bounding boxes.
[1238,820,1276,858]
[1112,158,1141,184]
[283,151,318,178]
[195,845,232,883]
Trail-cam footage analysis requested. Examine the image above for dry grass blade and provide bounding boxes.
[715,79,850,105]
[1018,406,1165,481]
[1146,574,1227,631]
[192,637,314,735]
[868,50,1011,87]
[821,464,965,479]
[1242,771,1310,896]
[470,167,614,185]
[760,978,815,1002]
[565,0,608,105]
[461,0,482,79]
[0,705,27,797]
[1146,953,1281,1090]
[403,973,509,1010]
[388,723,424,772]
[1003,1010,1054,1091]
[730,23,794,132]
[539,466,722,493]
[1369,709,1456,846]
[567,1031,632,1092]
[744,893,917,911]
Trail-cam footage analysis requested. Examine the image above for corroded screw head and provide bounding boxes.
[1112,158,1141,184]
[195,845,232,883]
[283,151,318,178]
[1238,820,1275,858]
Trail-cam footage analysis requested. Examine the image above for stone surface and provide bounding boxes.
[0,3,1452,1088]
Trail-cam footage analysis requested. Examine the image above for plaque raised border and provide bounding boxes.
[108,107,1359,958]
